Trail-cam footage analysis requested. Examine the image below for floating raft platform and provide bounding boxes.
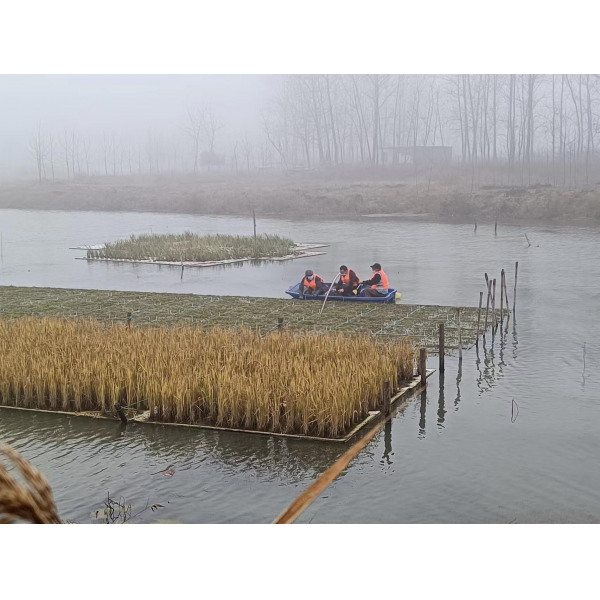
[0,286,497,354]
[73,243,328,267]
[0,370,434,443]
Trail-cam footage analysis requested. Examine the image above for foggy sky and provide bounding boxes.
[0,75,275,176]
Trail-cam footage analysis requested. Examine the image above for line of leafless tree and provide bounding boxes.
[27,75,600,187]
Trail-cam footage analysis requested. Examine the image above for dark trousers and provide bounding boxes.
[363,287,387,297]
[334,283,358,296]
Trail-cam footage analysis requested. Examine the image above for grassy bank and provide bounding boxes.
[0,286,491,354]
[0,318,414,437]
[1,171,599,222]
[89,232,295,262]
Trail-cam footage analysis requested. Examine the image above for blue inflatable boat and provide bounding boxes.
[285,283,399,303]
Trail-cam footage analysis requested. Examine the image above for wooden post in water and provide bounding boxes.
[439,323,445,373]
[491,278,497,329]
[494,218,498,235]
[253,210,257,240]
[476,291,483,336]
[500,269,505,322]
[483,280,492,335]
[474,217,477,232]
[419,348,427,384]
[383,380,391,416]
[115,403,128,425]
[513,261,519,311]
[457,308,463,361]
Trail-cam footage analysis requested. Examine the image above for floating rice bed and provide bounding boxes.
[0,286,497,354]
[0,318,416,439]
[76,232,328,267]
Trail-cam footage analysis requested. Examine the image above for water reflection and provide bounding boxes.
[382,421,392,465]
[454,360,463,411]
[437,373,446,430]
[0,410,343,482]
[418,389,427,439]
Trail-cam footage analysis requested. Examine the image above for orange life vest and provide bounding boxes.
[371,269,389,291]
[302,275,320,291]
[341,269,358,285]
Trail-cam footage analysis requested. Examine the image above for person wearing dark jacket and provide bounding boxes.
[361,263,390,297]
[334,265,360,296]
[299,269,326,298]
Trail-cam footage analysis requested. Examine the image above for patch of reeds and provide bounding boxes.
[0,318,415,438]
[88,232,295,262]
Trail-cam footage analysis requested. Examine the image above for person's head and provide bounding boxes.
[305,269,314,281]
[370,263,381,272]
[339,265,348,275]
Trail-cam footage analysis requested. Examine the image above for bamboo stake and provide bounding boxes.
[383,380,391,416]
[483,280,492,335]
[457,308,463,361]
[476,291,483,336]
[419,348,427,384]
[513,261,519,311]
[439,323,445,373]
[500,269,505,322]
[491,279,497,332]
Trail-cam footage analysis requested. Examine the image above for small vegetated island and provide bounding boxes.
[85,232,315,264]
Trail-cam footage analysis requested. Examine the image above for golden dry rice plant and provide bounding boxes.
[0,444,61,524]
[0,318,415,438]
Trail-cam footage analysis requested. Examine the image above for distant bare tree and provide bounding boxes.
[60,130,71,179]
[81,136,91,176]
[28,123,46,184]
[99,133,111,176]
[47,133,56,181]
[240,132,254,173]
[184,105,204,172]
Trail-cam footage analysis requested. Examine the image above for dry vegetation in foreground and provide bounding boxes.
[0,443,61,524]
[0,318,415,438]
[89,232,295,262]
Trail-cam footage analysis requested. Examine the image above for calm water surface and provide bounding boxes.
[0,209,599,523]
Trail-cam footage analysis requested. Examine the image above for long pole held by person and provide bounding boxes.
[320,273,341,314]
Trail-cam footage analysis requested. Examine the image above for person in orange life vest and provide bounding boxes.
[360,263,389,297]
[299,269,325,298]
[334,265,360,296]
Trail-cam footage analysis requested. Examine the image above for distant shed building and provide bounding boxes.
[386,146,453,165]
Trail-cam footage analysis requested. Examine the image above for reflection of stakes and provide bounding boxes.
[511,399,519,423]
